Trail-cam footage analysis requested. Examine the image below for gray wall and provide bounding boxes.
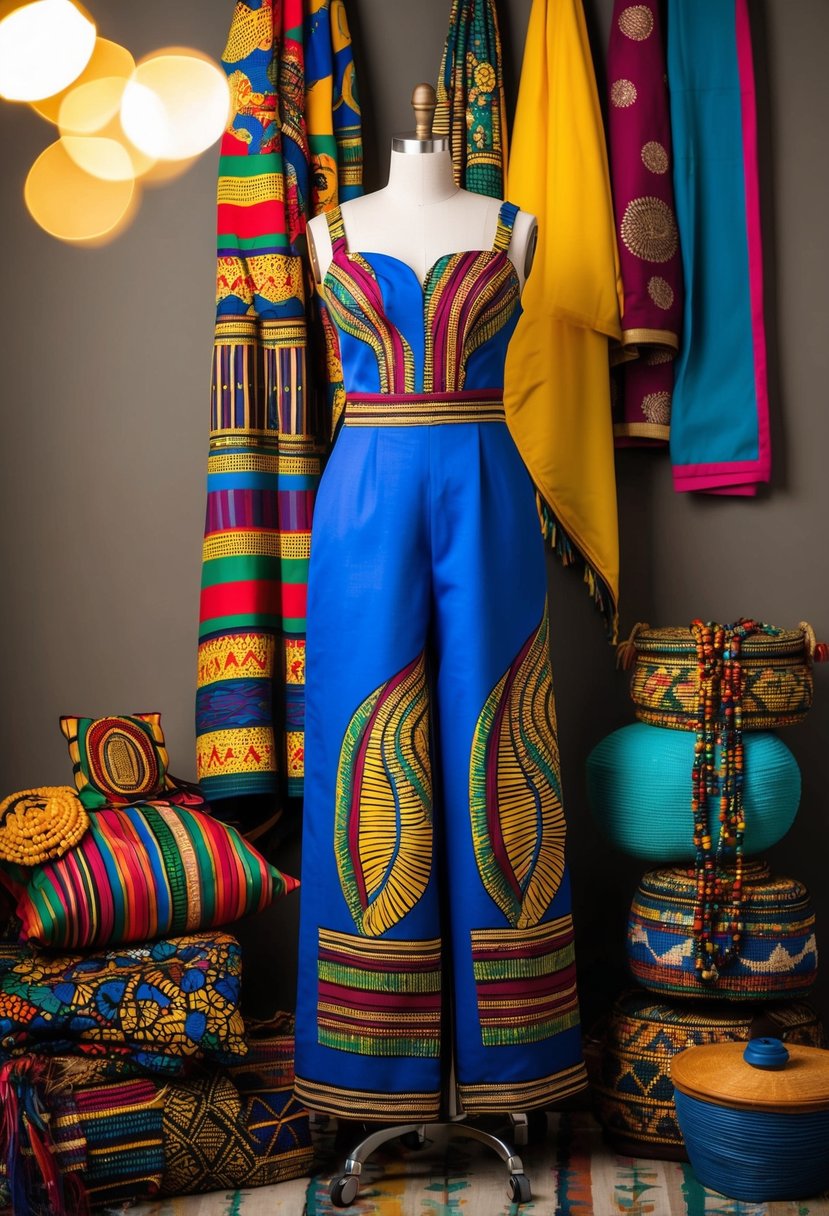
[1,0,827,1027]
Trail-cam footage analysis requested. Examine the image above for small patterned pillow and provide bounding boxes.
[0,802,298,949]
[60,712,178,809]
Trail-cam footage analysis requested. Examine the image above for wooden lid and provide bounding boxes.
[672,1039,829,1113]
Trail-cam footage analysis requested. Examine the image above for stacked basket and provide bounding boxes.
[586,619,827,1160]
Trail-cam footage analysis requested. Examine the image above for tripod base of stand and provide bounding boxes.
[328,1118,533,1207]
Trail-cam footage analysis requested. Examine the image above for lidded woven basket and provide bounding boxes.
[673,1038,829,1199]
[626,861,817,1001]
[589,991,824,1161]
[620,622,823,730]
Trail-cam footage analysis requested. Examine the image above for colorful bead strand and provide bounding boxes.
[689,619,777,983]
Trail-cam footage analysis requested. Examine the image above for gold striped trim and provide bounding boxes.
[218,172,284,206]
[477,981,579,1013]
[293,1076,441,1121]
[318,1003,440,1026]
[457,1060,588,1114]
[207,452,281,474]
[319,926,441,959]
[214,316,307,347]
[471,915,573,948]
[345,398,505,427]
[620,327,679,350]
[613,422,670,440]
[202,530,310,561]
[207,447,322,475]
[209,433,280,452]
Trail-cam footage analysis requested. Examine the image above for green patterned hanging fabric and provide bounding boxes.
[434,0,507,199]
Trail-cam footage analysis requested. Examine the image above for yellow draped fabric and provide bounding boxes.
[504,0,623,637]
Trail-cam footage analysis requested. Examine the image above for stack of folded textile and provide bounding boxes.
[584,622,827,1159]
[0,713,307,1213]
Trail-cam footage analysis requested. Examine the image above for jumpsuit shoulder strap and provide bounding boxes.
[492,201,520,253]
[325,205,348,254]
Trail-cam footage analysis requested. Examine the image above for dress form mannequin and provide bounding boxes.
[308,99,537,292]
[316,87,539,1210]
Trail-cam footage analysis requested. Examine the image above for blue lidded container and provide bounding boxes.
[672,1037,829,1201]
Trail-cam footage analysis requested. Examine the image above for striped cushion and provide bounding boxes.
[0,802,298,949]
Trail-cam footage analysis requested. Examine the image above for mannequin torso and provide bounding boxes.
[308,145,537,291]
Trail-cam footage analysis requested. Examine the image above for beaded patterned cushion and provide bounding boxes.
[627,861,818,1000]
[589,990,824,1159]
[620,623,822,731]
[586,723,801,861]
[60,713,178,809]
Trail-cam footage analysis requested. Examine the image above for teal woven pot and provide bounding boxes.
[586,723,801,861]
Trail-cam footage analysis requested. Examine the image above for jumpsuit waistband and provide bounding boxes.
[344,390,506,427]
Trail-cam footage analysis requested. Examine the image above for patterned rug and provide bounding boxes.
[120,1111,829,1215]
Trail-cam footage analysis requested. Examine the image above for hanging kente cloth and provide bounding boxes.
[667,0,770,494]
[434,0,508,199]
[505,0,623,637]
[196,0,362,811]
[607,0,683,446]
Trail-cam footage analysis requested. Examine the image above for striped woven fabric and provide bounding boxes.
[196,0,363,810]
[589,989,824,1159]
[1,802,297,949]
[224,1012,297,1094]
[626,861,818,1001]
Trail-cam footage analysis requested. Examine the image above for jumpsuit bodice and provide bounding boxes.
[321,202,522,399]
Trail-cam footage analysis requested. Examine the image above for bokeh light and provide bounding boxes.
[32,35,133,123]
[24,138,136,242]
[121,50,229,161]
[0,0,96,102]
[58,76,155,181]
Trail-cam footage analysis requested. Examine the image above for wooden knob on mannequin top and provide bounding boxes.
[412,82,437,140]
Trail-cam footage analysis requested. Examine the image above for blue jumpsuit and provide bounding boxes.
[293,202,586,1121]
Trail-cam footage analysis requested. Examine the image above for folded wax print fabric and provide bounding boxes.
[196,0,363,808]
[607,0,683,445]
[667,0,770,493]
[0,934,246,1074]
[434,0,508,199]
[0,800,298,949]
[505,0,623,636]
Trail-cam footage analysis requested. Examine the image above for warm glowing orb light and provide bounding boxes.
[24,138,136,242]
[58,76,155,181]
[0,0,96,102]
[121,50,229,161]
[32,35,133,123]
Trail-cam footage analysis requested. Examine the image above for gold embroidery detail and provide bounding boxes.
[648,275,675,310]
[621,197,678,263]
[641,140,669,174]
[619,5,654,40]
[641,391,672,426]
[611,79,637,108]
[646,348,675,366]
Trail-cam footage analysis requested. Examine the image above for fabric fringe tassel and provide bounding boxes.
[0,1056,90,1216]
[536,493,618,641]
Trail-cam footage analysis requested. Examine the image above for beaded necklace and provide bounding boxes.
[690,618,777,983]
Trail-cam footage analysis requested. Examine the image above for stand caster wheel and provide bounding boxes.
[330,1173,360,1207]
[507,1172,532,1204]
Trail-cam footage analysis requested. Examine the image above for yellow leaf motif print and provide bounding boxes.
[469,613,565,929]
[335,654,433,937]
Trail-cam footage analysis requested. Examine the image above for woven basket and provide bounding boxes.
[621,623,820,731]
[589,991,824,1160]
[673,1038,829,1200]
[586,723,801,861]
[627,861,817,1001]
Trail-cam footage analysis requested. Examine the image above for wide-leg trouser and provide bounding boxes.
[294,416,586,1121]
